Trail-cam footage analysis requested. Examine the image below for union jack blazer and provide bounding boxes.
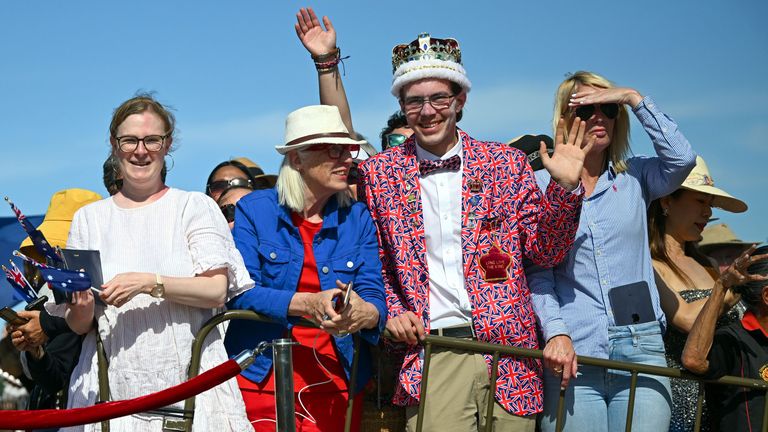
[358,130,583,415]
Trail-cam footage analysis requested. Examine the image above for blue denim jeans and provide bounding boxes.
[539,321,672,432]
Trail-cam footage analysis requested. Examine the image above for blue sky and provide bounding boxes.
[1,0,766,243]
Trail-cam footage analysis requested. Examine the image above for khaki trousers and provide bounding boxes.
[405,347,536,432]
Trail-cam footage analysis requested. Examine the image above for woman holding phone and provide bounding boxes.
[224,105,386,431]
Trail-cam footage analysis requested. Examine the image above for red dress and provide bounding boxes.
[237,213,363,431]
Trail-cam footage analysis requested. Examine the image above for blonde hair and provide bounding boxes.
[553,71,632,173]
[276,153,352,213]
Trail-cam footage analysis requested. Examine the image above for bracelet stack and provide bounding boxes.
[312,47,341,73]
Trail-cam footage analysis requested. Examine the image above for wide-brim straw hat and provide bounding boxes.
[274,105,367,155]
[698,223,756,254]
[19,188,102,260]
[679,156,747,213]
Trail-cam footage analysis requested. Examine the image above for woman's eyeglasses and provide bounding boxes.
[220,204,236,223]
[386,133,408,149]
[207,178,253,195]
[115,134,169,152]
[302,144,360,160]
[573,103,620,120]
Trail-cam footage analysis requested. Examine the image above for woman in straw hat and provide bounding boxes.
[224,105,386,431]
[48,94,253,431]
[648,155,748,431]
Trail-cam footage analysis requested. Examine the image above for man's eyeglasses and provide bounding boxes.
[386,133,408,148]
[573,103,620,121]
[207,178,253,195]
[402,93,455,114]
[302,144,360,160]
[115,134,169,153]
[220,204,236,223]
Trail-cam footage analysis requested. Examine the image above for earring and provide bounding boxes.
[164,153,175,173]
[662,207,669,217]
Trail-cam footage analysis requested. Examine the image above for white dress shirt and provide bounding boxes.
[415,137,473,329]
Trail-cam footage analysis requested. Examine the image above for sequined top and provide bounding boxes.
[664,289,744,432]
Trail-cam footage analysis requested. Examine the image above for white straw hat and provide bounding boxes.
[275,105,367,155]
[680,156,747,213]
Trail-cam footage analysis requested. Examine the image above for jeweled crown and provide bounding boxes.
[391,33,463,74]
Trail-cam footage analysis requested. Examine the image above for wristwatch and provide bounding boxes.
[150,273,165,298]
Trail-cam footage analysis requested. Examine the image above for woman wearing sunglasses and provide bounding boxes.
[206,159,257,202]
[530,71,697,432]
[47,94,253,431]
[224,105,386,431]
[218,185,253,230]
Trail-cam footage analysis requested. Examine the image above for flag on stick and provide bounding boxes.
[5,196,62,265]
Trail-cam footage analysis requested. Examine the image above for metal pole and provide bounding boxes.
[272,338,296,432]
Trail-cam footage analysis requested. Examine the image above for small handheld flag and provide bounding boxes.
[5,196,62,266]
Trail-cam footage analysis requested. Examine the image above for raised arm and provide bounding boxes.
[682,247,768,373]
[295,7,354,136]
[571,87,696,200]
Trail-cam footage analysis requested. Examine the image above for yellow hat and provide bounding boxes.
[231,157,277,188]
[680,156,747,213]
[19,189,102,257]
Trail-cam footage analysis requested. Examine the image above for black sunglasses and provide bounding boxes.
[220,204,236,223]
[574,103,620,120]
[207,178,253,195]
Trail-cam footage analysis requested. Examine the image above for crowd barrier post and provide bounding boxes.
[272,338,297,432]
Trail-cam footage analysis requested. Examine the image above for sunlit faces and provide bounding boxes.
[570,83,615,155]
[290,145,354,201]
[111,111,169,188]
[662,190,714,243]
[400,79,466,155]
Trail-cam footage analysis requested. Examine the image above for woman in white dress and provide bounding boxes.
[49,94,254,431]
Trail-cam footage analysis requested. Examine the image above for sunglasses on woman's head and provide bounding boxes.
[574,103,620,120]
[220,204,236,223]
[207,178,253,195]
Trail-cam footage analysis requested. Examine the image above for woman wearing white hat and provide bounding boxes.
[224,105,386,431]
[648,155,748,431]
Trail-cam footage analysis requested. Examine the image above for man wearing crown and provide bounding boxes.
[357,33,594,430]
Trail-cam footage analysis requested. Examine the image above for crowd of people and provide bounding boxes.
[3,7,767,432]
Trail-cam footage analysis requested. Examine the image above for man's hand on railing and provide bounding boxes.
[385,311,426,345]
[543,334,578,390]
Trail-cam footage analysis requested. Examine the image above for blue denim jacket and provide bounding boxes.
[224,189,387,393]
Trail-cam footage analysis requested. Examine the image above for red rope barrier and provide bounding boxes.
[0,358,242,430]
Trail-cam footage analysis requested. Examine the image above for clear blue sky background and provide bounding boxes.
[1,1,766,244]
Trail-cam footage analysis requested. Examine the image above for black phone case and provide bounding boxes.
[607,281,656,326]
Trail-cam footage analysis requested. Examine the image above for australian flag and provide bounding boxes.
[2,262,37,302]
[5,196,63,266]
[13,250,91,292]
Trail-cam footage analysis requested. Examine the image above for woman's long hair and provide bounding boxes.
[648,190,714,286]
[275,154,351,213]
[553,71,632,173]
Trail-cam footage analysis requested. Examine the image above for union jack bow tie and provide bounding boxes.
[418,155,461,176]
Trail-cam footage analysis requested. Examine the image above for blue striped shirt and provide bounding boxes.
[529,96,697,359]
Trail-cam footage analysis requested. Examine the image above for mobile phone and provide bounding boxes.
[0,307,30,326]
[334,281,354,313]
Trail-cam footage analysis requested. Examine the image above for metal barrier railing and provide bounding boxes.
[416,335,768,432]
[180,311,768,432]
[184,310,360,432]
